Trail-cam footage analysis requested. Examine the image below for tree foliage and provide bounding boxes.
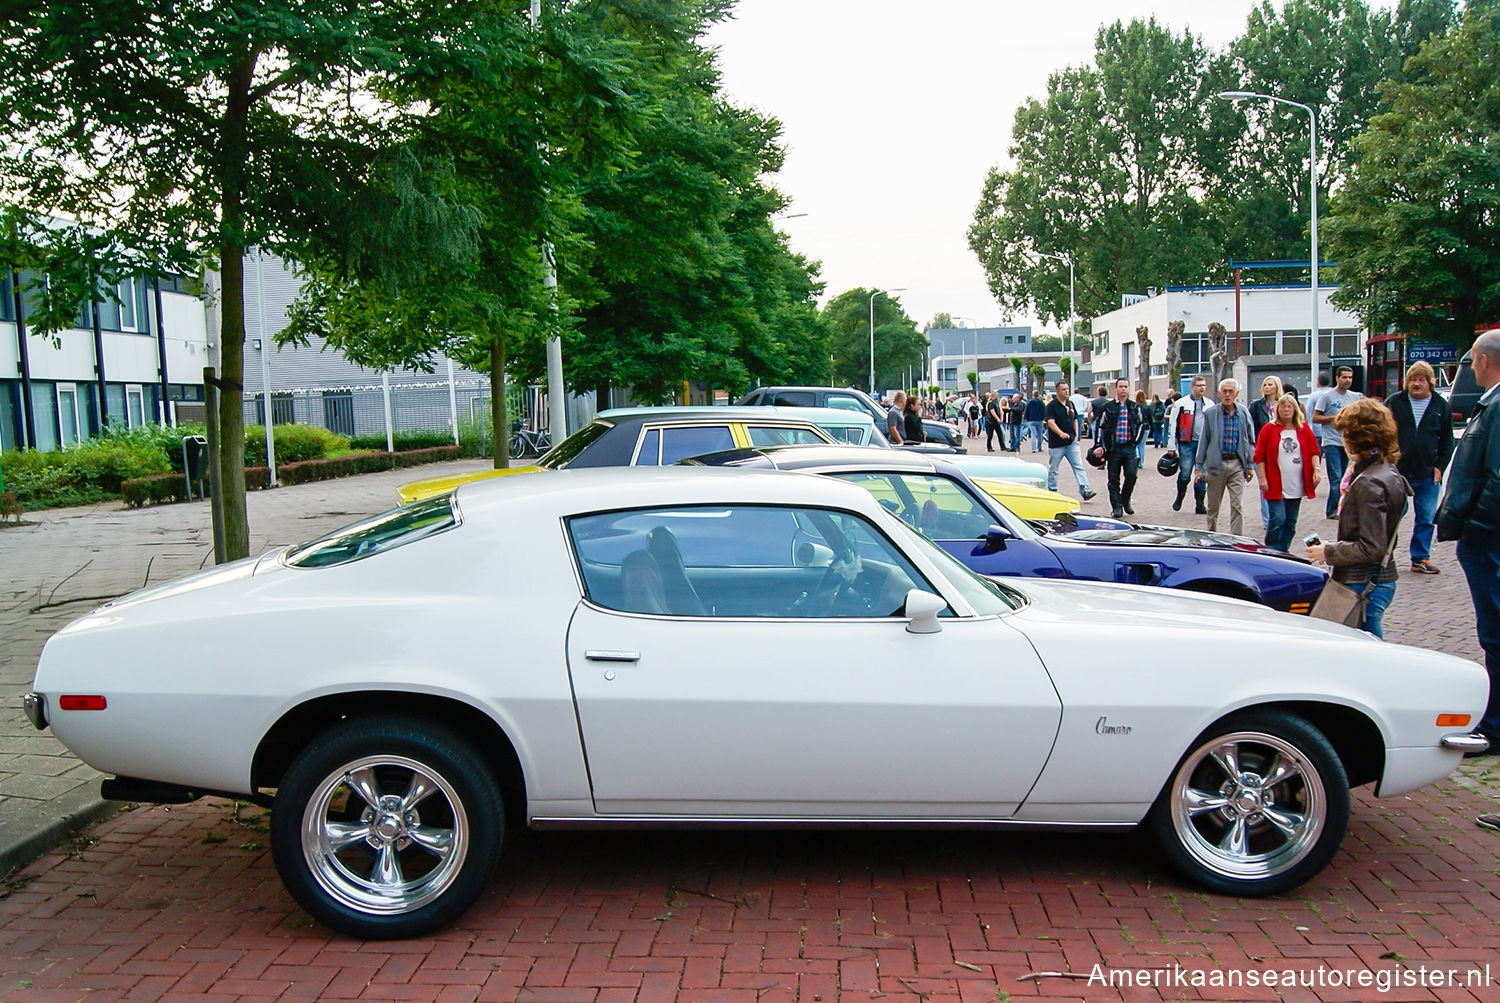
[970,2,1460,326]
[1,0,512,558]
[822,288,922,392]
[1324,5,1500,348]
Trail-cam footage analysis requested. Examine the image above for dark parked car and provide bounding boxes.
[688,445,1331,613]
[1449,352,1483,425]
[737,385,966,452]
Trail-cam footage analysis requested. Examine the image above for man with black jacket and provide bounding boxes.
[1388,361,1454,575]
[1090,378,1147,518]
[1437,329,1500,756]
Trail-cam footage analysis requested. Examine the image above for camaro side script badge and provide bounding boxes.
[1096,716,1133,735]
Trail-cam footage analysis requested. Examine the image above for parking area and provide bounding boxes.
[1,444,1497,1002]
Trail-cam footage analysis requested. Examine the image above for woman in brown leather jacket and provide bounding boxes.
[1305,399,1411,638]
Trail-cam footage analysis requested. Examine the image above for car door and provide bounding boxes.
[564,503,1061,818]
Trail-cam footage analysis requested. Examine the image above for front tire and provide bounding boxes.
[507,433,531,459]
[270,717,503,938]
[1147,710,1349,896]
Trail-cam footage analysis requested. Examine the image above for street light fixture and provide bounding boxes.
[1034,251,1076,366]
[1218,90,1320,393]
[869,287,906,394]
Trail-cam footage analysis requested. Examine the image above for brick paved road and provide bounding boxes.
[2,441,1497,1002]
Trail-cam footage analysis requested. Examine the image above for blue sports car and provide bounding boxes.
[688,445,1330,614]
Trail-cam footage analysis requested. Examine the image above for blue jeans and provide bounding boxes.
[1026,421,1045,452]
[1361,581,1396,639]
[1457,539,1500,736]
[1048,441,1090,492]
[1323,443,1347,516]
[1135,436,1146,466]
[1265,497,1302,551]
[1407,476,1440,563]
[1007,424,1021,450]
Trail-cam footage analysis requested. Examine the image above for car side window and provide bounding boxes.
[832,473,994,542]
[770,391,816,406]
[746,424,826,447]
[568,505,937,619]
[826,395,866,412]
[655,425,736,465]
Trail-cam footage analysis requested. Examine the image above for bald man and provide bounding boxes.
[1437,329,1500,760]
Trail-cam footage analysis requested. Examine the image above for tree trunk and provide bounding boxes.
[490,337,509,469]
[216,47,257,561]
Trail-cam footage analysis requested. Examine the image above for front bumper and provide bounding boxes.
[22,692,47,730]
[1441,731,1490,753]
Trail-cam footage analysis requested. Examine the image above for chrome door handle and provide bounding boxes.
[585,650,640,662]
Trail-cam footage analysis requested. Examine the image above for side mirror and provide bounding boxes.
[903,589,947,634]
[982,524,1013,552]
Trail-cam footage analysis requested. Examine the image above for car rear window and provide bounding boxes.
[284,494,458,568]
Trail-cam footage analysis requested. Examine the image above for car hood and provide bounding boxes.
[1047,521,1305,560]
[1000,575,1354,638]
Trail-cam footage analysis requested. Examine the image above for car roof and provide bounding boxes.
[686,443,946,474]
[451,464,891,521]
[597,405,873,425]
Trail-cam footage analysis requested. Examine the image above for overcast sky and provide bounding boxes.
[705,0,1265,334]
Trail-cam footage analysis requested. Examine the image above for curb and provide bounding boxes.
[0,788,123,880]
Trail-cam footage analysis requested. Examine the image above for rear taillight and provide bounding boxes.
[58,695,107,711]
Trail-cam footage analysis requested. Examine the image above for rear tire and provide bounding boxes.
[1146,709,1348,896]
[270,717,503,938]
[507,433,530,459]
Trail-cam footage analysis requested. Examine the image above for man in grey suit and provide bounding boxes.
[1194,378,1256,535]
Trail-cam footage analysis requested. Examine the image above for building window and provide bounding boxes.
[1283,332,1309,354]
[322,390,355,436]
[126,385,146,428]
[271,392,295,425]
[1252,333,1276,355]
[0,272,12,322]
[1004,335,1013,343]
[57,383,81,447]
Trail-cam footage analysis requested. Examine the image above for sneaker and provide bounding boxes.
[1411,559,1440,575]
[1478,814,1500,832]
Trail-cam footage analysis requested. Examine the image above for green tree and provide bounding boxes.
[1,1,506,558]
[823,288,923,391]
[969,19,1220,328]
[1324,6,1500,349]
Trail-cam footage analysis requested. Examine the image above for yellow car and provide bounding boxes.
[967,476,1081,520]
[397,406,854,504]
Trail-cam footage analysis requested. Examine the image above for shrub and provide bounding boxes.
[243,423,350,466]
[122,446,461,507]
[1,434,171,508]
[350,429,458,452]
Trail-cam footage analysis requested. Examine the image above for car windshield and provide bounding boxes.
[284,494,458,568]
[882,515,1025,615]
[537,420,611,469]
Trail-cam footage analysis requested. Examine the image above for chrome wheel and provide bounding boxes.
[1149,710,1348,896]
[303,754,469,915]
[1169,731,1323,879]
[272,718,503,938]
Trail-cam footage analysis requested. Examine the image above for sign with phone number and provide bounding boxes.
[1407,341,1460,365]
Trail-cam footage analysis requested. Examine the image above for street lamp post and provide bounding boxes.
[1035,251,1076,365]
[869,287,906,394]
[952,315,977,392]
[1218,90,1320,393]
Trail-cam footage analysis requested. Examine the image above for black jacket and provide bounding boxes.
[1437,392,1500,543]
[1092,398,1147,450]
[1386,390,1454,481]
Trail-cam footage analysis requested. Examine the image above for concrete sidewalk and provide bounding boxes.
[0,457,493,877]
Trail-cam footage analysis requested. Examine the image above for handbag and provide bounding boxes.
[1309,472,1409,628]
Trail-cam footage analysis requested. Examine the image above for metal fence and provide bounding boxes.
[242,378,547,453]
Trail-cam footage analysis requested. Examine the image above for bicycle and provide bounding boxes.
[507,423,552,459]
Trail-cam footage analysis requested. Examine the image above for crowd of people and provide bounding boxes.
[875,333,1499,763]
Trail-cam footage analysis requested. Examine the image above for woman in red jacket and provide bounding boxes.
[1254,393,1322,551]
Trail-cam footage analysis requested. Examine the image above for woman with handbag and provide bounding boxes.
[1306,399,1411,639]
[1254,392,1321,551]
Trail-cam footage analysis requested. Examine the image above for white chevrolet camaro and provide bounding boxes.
[24,468,1489,939]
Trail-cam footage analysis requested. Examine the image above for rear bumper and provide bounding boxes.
[22,692,46,731]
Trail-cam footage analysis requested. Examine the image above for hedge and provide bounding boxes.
[350,429,458,452]
[121,446,462,507]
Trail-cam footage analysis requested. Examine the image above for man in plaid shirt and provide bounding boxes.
[1090,377,1147,519]
[1194,378,1257,534]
